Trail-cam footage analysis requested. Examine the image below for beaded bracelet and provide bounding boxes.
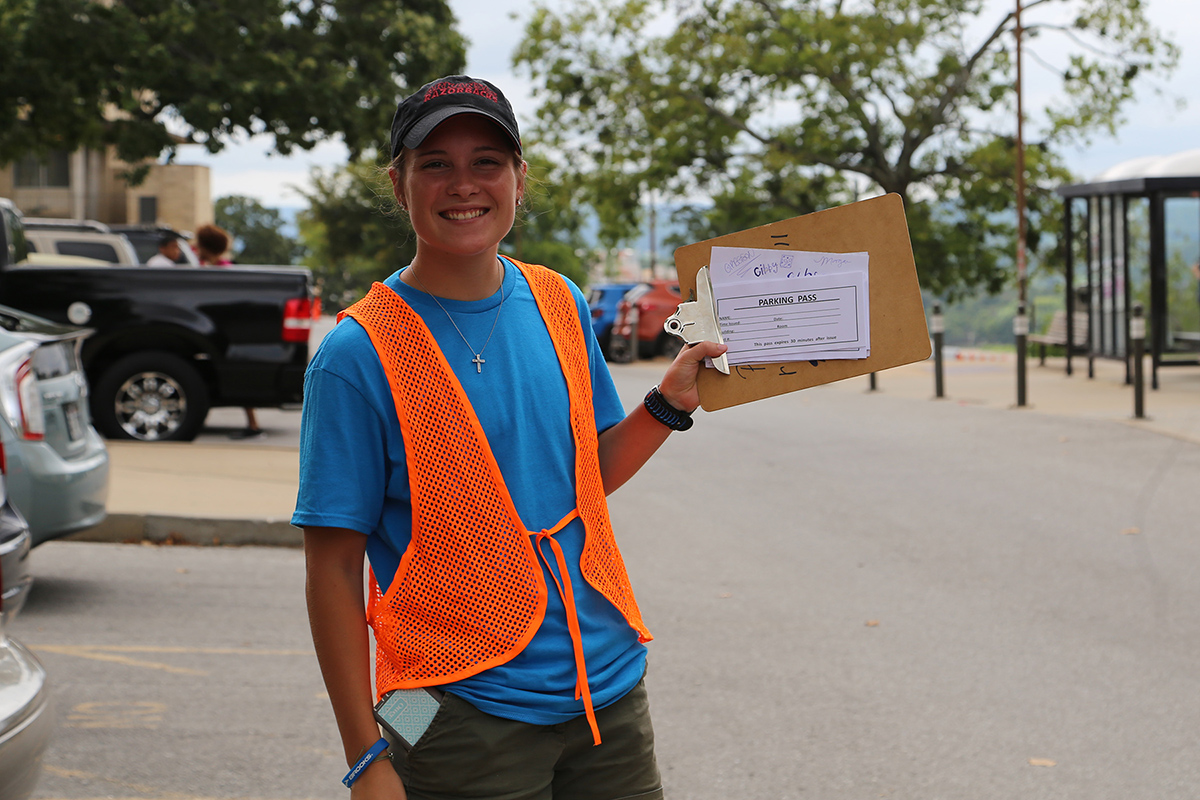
[643,385,694,431]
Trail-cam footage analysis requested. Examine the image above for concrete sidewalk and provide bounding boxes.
[69,441,304,546]
[827,349,1200,445]
[66,350,1200,548]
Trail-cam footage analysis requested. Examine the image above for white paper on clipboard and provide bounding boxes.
[707,246,870,365]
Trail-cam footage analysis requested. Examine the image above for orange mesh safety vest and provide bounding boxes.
[340,259,651,745]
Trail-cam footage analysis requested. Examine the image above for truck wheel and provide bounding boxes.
[608,327,633,363]
[658,331,684,361]
[92,352,210,442]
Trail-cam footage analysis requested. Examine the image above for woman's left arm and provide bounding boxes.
[597,340,727,494]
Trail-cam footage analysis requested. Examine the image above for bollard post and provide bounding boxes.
[868,372,878,392]
[1014,303,1028,407]
[931,302,945,398]
[1131,303,1145,419]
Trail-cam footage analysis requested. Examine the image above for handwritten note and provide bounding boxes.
[710,246,868,286]
[708,246,870,364]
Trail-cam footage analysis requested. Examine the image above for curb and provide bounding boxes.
[64,513,302,548]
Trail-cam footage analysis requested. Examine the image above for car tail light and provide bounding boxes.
[283,297,314,343]
[15,360,45,441]
[0,441,6,474]
[0,344,44,442]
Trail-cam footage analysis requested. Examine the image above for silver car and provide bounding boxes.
[0,305,109,546]
[0,463,52,799]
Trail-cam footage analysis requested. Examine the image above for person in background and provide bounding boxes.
[194,223,234,266]
[194,223,263,439]
[146,233,183,266]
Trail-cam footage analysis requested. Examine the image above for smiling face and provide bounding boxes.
[390,114,526,271]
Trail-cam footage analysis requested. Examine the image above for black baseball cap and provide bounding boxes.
[389,75,522,162]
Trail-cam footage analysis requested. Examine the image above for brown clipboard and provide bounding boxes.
[673,193,930,411]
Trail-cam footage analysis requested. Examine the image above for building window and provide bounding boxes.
[138,196,158,223]
[13,151,71,188]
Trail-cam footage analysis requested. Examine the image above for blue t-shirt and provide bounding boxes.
[292,257,647,724]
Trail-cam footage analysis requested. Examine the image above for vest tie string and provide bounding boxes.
[532,508,602,746]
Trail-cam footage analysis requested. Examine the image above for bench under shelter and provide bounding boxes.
[1056,148,1200,389]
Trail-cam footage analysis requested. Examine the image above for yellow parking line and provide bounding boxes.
[31,644,314,675]
[41,766,179,796]
[33,646,207,676]
[80,645,313,656]
[41,769,324,800]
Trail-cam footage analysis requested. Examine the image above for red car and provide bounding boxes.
[609,280,683,362]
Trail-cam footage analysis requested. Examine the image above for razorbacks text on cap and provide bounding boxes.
[424,81,498,103]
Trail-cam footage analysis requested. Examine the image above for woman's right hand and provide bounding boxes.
[303,527,406,800]
[350,758,407,800]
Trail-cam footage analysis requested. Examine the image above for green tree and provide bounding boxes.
[0,0,465,168]
[214,195,306,265]
[515,0,1178,299]
[503,150,593,289]
[297,159,410,311]
[666,152,852,251]
[299,149,597,310]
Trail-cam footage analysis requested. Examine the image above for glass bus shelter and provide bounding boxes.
[1057,150,1200,389]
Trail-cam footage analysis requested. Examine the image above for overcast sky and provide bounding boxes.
[179,0,1200,209]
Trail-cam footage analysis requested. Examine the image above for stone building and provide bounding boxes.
[0,145,211,232]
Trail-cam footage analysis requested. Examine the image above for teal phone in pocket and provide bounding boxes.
[374,688,444,750]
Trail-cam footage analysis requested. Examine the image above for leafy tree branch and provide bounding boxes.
[514,0,1178,298]
[0,0,466,168]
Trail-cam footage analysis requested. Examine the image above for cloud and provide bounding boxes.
[209,170,314,208]
[177,137,351,208]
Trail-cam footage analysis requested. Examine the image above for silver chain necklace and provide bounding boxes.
[408,262,507,374]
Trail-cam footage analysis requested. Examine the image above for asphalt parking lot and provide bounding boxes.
[14,543,332,799]
[15,356,1200,799]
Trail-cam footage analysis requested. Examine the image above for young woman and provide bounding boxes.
[294,75,726,800]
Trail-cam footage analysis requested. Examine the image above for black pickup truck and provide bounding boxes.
[0,198,313,441]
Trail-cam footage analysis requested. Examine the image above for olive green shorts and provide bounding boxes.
[386,679,663,800]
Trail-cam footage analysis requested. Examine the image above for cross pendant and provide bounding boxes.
[472,354,485,373]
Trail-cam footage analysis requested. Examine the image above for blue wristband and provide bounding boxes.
[342,737,390,788]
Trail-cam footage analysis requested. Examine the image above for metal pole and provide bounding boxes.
[931,302,945,398]
[1015,302,1028,407]
[648,191,657,280]
[1064,197,1075,376]
[1149,192,1165,390]
[1014,0,1029,406]
[1132,303,1145,419]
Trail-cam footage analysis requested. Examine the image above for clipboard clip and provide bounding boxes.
[663,265,729,375]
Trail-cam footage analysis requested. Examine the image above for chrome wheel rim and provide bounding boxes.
[114,371,187,441]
